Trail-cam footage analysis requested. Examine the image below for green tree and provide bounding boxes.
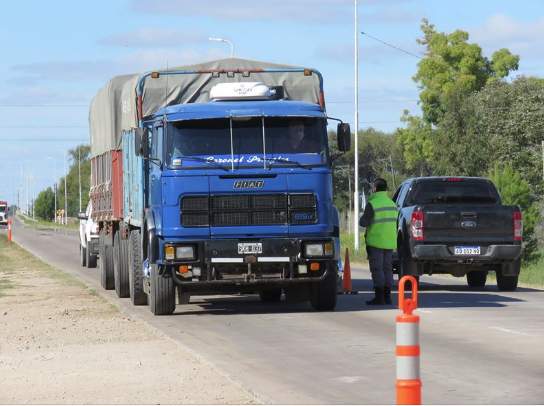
[488,163,541,261]
[34,187,55,220]
[395,111,434,176]
[414,19,519,125]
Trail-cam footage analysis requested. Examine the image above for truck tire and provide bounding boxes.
[467,271,487,288]
[310,262,338,311]
[149,264,176,315]
[259,288,282,302]
[80,244,87,267]
[99,244,114,290]
[497,260,520,291]
[113,233,130,298]
[128,230,147,305]
[87,247,97,269]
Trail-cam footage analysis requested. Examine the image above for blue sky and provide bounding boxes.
[1,0,543,208]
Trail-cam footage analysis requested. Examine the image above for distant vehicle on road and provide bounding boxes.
[0,201,8,226]
[393,177,522,291]
[78,202,98,268]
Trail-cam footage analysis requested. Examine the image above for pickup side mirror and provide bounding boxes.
[134,128,149,158]
[78,212,88,220]
[337,123,351,152]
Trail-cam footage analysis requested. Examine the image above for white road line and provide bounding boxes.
[335,376,364,384]
[489,326,532,337]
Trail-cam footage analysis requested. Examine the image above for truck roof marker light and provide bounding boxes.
[411,208,424,241]
[513,210,523,241]
[150,72,160,79]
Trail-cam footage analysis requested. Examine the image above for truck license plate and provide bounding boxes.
[454,246,481,256]
[238,243,263,255]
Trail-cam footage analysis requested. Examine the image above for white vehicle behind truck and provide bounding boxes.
[0,201,8,226]
[78,202,99,268]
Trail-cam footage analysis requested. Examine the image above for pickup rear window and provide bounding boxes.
[407,179,500,205]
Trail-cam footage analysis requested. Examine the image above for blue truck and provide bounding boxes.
[89,58,351,315]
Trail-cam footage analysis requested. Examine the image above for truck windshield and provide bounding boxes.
[166,117,328,168]
[408,180,500,205]
[0,206,6,213]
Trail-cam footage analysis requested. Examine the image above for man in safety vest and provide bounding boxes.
[359,178,398,305]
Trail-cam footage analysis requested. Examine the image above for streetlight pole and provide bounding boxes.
[353,0,360,252]
[209,37,235,58]
[64,152,68,225]
[78,147,82,213]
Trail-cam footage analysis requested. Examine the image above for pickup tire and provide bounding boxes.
[149,265,176,316]
[259,288,282,302]
[87,247,97,269]
[497,260,520,291]
[467,271,487,288]
[398,240,420,288]
[128,230,147,305]
[99,244,114,290]
[113,233,130,298]
[310,262,337,311]
[80,244,87,267]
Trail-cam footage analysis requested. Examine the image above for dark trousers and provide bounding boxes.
[366,246,393,289]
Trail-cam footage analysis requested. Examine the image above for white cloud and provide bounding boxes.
[99,28,208,48]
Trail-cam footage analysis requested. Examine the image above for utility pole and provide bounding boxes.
[54,183,57,224]
[353,0,360,252]
[78,147,82,213]
[64,153,68,225]
[390,154,396,190]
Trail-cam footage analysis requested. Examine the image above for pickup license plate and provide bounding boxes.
[454,246,481,256]
[238,243,263,255]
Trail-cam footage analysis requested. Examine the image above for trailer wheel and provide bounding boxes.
[99,244,114,290]
[149,264,176,315]
[128,230,147,305]
[113,233,130,298]
[80,244,87,267]
[310,262,338,311]
[467,270,487,288]
[259,288,282,303]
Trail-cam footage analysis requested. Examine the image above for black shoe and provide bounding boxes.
[384,287,392,305]
[366,288,385,305]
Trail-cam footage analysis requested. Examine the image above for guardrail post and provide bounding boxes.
[396,275,421,405]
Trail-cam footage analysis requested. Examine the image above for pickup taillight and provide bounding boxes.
[410,208,424,241]
[513,210,523,241]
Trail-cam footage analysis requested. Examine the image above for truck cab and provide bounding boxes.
[0,201,8,226]
[126,83,351,314]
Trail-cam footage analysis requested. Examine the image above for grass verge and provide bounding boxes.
[340,231,368,265]
[520,254,544,288]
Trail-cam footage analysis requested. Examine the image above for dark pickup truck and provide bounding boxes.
[393,177,522,290]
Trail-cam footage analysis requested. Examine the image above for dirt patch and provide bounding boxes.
[0,237,256,404]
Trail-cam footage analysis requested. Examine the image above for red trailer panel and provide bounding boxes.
[90,150,123,222]
[112,150,123,219]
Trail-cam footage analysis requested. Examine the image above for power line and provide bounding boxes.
[0,104,88,107]
[361,31,424,60]
[0,126,87,129]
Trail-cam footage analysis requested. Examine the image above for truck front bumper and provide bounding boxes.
[412,244,522,262]
[160,237,337,289]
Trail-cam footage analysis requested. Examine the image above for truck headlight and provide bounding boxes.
[176,246,195,260]
[304,242,334,258]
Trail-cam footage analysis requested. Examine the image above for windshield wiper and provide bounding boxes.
[177,156,230,172]
[264,157,313,170]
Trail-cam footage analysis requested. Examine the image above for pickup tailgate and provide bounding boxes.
[422,204,516,244]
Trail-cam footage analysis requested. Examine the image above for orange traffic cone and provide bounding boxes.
[7,219,12,243]
[342,248,358,294]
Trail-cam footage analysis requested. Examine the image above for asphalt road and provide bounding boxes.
[6,218,544,404]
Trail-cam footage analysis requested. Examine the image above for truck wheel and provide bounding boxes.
[259,288,282,302]
[310,262,338,311]
[128,230,147,305]
[99,244,114,290]
[113,233,130,298]
[497,260,520,291]
[149,264,176,316]
[87,247,97,269]
[80,244,87,267]
[466,271,487,288]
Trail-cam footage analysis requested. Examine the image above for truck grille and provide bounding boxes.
[181,194,315,227]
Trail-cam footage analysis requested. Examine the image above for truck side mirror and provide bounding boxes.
[337,123,351,152]
[134,128,149,157]
[78,212,88,220]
